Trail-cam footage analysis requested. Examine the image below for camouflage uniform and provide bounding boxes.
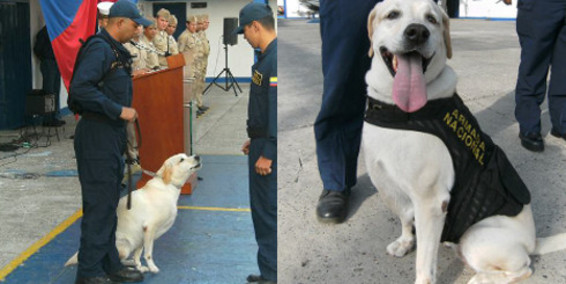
[153,8,171,67]
[140,34,159,69]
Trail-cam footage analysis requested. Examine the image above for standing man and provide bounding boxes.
[34,25,64,127]
[178,16,201,103]
[193,15,209,117]
[314,0,380,223]
[235,3,277,283]
[196,14,211,112]
[512,0,566,152]
[153,8,171,67]
[68,1,151,283]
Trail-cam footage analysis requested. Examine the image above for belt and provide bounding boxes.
[82,112,124,127]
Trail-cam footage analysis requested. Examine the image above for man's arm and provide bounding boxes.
[69,41,123,120]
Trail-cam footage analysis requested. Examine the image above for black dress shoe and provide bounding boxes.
[246,274,276,284]
[75,276,116,284]
[550,128,566,141]
[316,189,349,224]
[198,105,209,112]
[519,132,544,152]
[108,267,144,283]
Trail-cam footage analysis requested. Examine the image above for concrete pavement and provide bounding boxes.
[278,19,566,284]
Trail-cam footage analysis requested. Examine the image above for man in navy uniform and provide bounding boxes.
[235,2,277,283]
[69,1,151,283]
[314,0,380,224]
[511,0,566,152]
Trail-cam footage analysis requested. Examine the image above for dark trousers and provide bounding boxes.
[248,139,277,281]
[74,119,126,278]
[314,0,380,191]
[515,0,566,135]
[40,58,61,120]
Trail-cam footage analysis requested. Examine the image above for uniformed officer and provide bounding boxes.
[512,0,566,152]
[314,0,380,224]
[195,14,211,115]
[68,1,151,283]
[97,1,113,30]
[153,8,171,67]
[234,3,277,283]
[124,24,150,74]
[178,15,200,95]
[166,14,180,55]
[141,17,160,69]
[192,15,209,116]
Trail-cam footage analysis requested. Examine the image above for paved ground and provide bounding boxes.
[278,19,566,284]
[0,85,252,283]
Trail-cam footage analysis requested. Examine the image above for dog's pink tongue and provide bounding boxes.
[392,53,427,112]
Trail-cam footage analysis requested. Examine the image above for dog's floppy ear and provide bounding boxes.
[367,7,377,58]
[157,163,173,185]
[441,10,452,59]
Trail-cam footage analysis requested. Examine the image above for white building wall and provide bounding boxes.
[458,0,517,19]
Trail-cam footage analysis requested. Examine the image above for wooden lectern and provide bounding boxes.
[132,53,197,194]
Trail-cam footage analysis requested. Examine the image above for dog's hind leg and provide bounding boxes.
[142,225,160,273]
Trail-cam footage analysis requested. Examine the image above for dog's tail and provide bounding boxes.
[64,252,78,267]
[532,233,566,255]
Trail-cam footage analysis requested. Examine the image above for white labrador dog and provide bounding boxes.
[362,0,566,283]
[66,153,201,274]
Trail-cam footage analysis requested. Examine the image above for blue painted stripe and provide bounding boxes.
[205,77,251,84]
[458,17,516,21]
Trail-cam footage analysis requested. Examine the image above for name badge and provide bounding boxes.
[252,70,263,86]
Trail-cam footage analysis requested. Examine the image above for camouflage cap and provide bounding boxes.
[156,8,171,20]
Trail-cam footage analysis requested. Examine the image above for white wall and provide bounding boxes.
[139,0,278,79]
[458,0,517,19]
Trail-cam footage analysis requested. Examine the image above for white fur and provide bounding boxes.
[363,1,566,283]
[65,153,201,274]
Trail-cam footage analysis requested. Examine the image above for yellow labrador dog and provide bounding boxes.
[66,153,201,274]
[362,0,566,283]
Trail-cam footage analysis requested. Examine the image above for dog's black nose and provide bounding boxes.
[404,23,430,45]
[194,155,200,162]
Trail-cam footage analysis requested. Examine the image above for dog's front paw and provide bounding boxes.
[148,264,160,274]
[386,237,415,257]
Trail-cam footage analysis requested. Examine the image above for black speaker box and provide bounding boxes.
[223,17,238,46]
[26,89,55,116]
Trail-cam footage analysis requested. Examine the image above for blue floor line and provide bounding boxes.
[3,155,258,284]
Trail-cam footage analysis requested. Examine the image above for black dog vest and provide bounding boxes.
[365,94,530,243]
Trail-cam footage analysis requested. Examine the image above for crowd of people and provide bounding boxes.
[98,1,211,117]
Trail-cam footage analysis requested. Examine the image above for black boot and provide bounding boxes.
[107,267,144,283]
[316,189,349,224]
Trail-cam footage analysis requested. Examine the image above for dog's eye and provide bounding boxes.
[386,10,400,20]
[426,14,438,24]
[179,158,185,163]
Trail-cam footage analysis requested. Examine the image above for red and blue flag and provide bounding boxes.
[38,0,122,89]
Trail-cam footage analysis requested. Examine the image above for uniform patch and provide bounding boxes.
[252,70,263,86]
[270,77,277,87]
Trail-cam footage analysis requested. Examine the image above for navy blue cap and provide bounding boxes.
[109,0,152,27]
[233,2,273,35]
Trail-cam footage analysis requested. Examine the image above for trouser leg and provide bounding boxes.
[248,139,277,281]
[314,0,379,191]
[514,1,564,134]
[547,9,566,134]
[74,120,126,278]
